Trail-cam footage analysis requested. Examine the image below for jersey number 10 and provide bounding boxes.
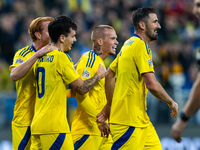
[36,67,45,98]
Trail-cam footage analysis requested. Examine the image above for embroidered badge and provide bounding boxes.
[148,59,153,67]
[15,58,24,64]
[82,70,90,78]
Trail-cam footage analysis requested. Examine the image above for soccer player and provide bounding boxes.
[31,15,106,150]
[9,17,54,150]
[171,0,200,143]
[71,25,118,150]
[97,7,178,149]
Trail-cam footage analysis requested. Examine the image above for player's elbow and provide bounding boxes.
[146,83,157,92]
[10,72,18,81]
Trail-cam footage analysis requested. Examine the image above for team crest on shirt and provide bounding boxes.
[82,70,90,78]
[15,58,24,64]
[148,59,153,67]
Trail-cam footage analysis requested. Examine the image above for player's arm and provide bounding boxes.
[171,72,200,143]
[10,44,53,81]
[142,72,178,118]
[182,72,200,118]
[97,67,116,123]
[70,64,106,95]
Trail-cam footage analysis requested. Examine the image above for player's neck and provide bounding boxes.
[52,42,62,51]
[33,42,47,51]
[134,31,149,43]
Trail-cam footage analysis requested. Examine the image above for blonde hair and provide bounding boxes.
[28,17,54,42]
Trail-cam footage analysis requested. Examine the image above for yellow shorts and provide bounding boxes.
[31,133,74,150]
[110,122,162,150]
[73,134,113,150]
[12,125,31,150]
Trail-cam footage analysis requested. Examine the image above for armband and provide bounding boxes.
[180,112,189,122]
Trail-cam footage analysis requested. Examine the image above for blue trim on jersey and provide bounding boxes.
[18,126,31,150]
[20,47,30,57]
[49,133,66,150]
[64,52,73,62]
[74,135,89,150]
[86,52,91,67]
[31,44,37,52]
[111,126,135,150]
[88,51,94,67]
[86,51,96,68]
[91,53,95,68]
[23,47,32,57]
[133,34,141,39]
[19,47,26,56]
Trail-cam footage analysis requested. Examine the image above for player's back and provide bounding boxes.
[32,49,76,134]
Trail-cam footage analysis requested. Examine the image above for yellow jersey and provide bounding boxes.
[71,51,106,136]
[9,45,37,126]
[110,34,154,127]
[31,49,79,134]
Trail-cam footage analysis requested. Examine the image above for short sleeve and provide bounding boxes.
[134,41,154,74]
[58,52,80,84]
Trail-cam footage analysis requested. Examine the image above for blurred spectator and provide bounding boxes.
[0,57,14,92]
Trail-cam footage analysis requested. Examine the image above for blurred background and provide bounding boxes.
[0,0,200,149]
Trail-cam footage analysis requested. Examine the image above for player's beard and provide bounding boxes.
[145,26,158,41]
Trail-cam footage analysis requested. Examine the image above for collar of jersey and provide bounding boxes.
[31,44,37,52]
[133,34,141,39]
[92,50,102,56]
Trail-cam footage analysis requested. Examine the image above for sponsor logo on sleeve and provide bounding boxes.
[15,58,24,64]
[82,70,90,78]
[148,59,153,67]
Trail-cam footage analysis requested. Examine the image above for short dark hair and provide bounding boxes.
[48,15,77,43]
[91,25,114,41]
[132,7,156,30]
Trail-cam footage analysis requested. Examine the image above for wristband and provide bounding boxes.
[180,112,189,122]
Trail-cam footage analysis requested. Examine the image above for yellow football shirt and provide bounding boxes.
[31,49,79,134]
[9,45,37,126]
[71,51,106,136]
[110,34,154,127]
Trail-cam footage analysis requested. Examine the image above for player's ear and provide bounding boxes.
[139,21,145,30]
[35,32,41,40]
[97,38,103,46]
[60,34,65,43]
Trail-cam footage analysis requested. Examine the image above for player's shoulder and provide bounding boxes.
[15,45,35,58]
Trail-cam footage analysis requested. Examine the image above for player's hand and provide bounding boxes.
[171,118,187,143]
[168,101,178,118]
[98,122,111,138]
[35,44,56,58]
[97,104,110,123]
[96,64,106,80]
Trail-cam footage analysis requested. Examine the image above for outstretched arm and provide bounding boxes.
[10,44,54,81]
[171,72,200,143]
[142,72,178,118]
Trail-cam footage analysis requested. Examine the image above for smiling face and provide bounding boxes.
[101,28,118,56]
[193,0,200,19]
[145,13,161,41]
[63,28,77,51]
